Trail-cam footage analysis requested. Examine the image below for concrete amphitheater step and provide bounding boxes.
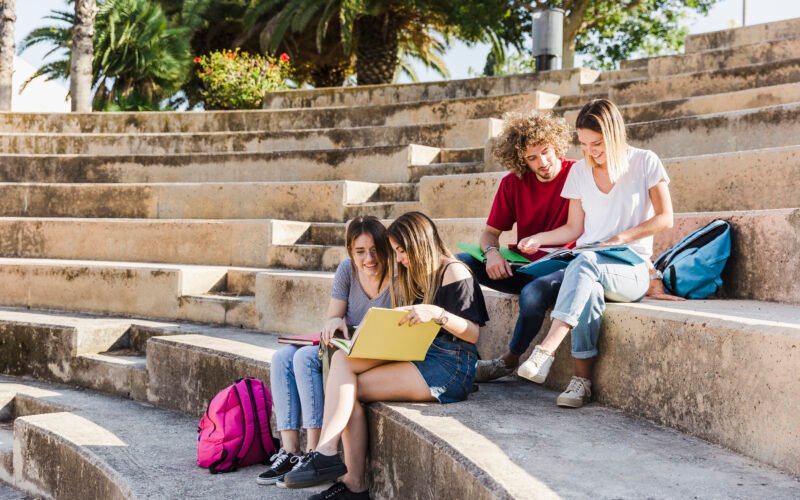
[559,81,800,126]
[0,180,405,221]
[0,92,553,135]
[0,144,440,184]
[262,68,598,109]
[421,145,800,218]
[255,268,800,476]
[0,376,311,499]
[0,118,502,154]
[684,17,800,53]
[578,57,800,106]
[0,258,275,323]
[621,36,800,78]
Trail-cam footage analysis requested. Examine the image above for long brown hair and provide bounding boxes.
[386,212,453,306]
[345,215,392,288]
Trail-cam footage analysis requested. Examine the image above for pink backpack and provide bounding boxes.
[197,377,278,473]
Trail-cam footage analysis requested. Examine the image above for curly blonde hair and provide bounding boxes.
[491,111,572,178]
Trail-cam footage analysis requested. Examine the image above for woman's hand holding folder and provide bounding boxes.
[321,317,349,346]
[396,305,443,327]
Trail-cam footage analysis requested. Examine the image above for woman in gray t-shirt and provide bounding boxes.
[259,216,392,485]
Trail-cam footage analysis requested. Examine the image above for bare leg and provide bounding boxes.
[539,319,572,354]
[279,429,301,455]
[340,400,369,493]
[315,352,387,455]
[305,428,321,452]
[574,357,594,379]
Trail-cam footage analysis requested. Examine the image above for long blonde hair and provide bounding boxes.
[575,99,630,183]
[386,212,453,306]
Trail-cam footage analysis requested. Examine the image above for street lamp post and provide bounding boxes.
[531,7,564,72]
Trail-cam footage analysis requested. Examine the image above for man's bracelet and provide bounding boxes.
[484,245,500,255]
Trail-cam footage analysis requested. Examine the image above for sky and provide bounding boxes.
[13,0,800,88]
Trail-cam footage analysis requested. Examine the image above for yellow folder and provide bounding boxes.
[330,308,441,361]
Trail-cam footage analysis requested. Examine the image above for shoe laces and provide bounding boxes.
[531,347,551,366]
[288,455,303,470]
[322,482,348,499]
[269,449,292,470]
[565,377,585,395]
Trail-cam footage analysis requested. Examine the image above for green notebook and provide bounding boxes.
[456,243,531,264]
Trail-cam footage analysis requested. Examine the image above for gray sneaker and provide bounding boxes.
[557,376,592,408]
[475,358,514,382]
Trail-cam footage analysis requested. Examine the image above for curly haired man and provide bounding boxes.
[457,111,577,382]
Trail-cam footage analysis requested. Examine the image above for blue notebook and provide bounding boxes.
[516,245,644,278]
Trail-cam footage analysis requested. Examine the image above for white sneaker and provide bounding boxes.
[557,376,592,408]
[517,346,554,384]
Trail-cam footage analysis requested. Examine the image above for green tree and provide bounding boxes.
[20,0,197,110]
[518,0,718,70]
[247,0,526,86]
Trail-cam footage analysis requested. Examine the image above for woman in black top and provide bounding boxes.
[282,212,489,499]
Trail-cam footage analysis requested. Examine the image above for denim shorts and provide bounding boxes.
[412,336,478,404]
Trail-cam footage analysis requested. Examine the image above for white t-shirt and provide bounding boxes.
[560,147,670,260]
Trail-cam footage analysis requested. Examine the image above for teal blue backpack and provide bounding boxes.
[653,220,732,299]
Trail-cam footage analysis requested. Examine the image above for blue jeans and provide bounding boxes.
[551,252,650,359]
[457,253,563,356]
[270,345,324,431]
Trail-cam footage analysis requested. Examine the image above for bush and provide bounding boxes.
[195,49,293,110]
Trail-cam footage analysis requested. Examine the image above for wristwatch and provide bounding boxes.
[651,269,664,281]
[434,308,449,326]
[484,245,500,255]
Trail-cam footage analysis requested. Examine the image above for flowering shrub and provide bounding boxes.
[195,49,293,109]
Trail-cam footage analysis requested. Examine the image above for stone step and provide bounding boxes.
[269,209,800,305]
[624,102,800,158]
[409,161,494,182]
[343,201,422,220]
[0,93,553,135]
[254,268,800,477]
[0,377,310,499]
[0,258,239,320]
[592,57,800,106]
[72,352,148,402]
[620,37,800,78]
[560,81,800,126]
[0,118,502,154]
[421,145,800,218]
[0,144,440,184]
[0,427,13,487]
[0,180,401,222]
[268,244,349,272]
[685,17,800,53]
[262,68,598,109]
[178,294,257,330]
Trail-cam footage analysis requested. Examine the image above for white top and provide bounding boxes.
[561,147,670,260]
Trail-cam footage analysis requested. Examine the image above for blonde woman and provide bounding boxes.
[515,99,675,408]
[282,212,489,499]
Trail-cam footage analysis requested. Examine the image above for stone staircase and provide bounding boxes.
[0,18,798,499]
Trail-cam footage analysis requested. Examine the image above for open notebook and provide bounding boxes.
[517,244,645,278]
[329,308,440,361]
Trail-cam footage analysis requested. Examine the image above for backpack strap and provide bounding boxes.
[232,380,258,466]
[249,379,277,457]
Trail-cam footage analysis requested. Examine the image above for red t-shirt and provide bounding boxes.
[486,158,576,261]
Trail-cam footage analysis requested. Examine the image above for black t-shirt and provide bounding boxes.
[432,264,490,336]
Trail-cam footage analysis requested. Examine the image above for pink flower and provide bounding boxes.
[193,57,201,63]
[280,53,290,63]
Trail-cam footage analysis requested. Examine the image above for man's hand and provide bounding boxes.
[646,278,685,301]
[486,249,513,280]
[517,235,542,254]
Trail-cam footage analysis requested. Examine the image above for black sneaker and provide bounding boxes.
[256,449,301,485]
[308,482,370,500]
[282,451,347,489]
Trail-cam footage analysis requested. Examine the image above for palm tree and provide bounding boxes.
[0,0,15,110]
[20,0,195,111]
[247,0,450,86]
[71,0,96,112]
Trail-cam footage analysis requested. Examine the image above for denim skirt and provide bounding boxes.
[412,336,478,404]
